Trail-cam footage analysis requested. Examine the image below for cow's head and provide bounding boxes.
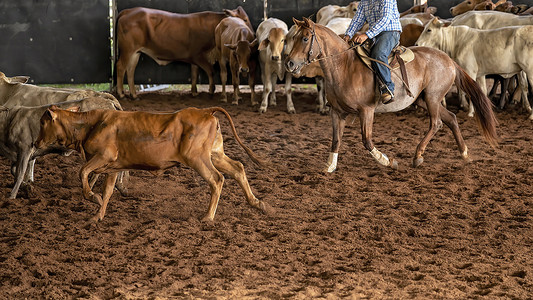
[450,0,487,16]
[258,27,286,61]
[35,106,79,149]
[0,72,30,85]
[225,39,258,74]
[224,6,254,32]
[494,1,513,12]
[415,17,448,49]
[347,1,359,17]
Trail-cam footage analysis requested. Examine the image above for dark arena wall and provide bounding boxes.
[2,0,533,84]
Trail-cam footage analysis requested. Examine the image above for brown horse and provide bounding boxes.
[285,18,498,172]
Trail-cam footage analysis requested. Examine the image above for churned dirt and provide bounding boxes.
[0,86,532,299]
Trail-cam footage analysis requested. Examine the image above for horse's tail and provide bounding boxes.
[454,62,499,147]
[209,107,268,167]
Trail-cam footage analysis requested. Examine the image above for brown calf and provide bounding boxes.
[450,0,490,16]
[215,17,258,105]
[115,6,253,99]
[35,106,269,222]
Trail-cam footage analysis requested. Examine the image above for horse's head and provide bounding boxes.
[284,17,322,76]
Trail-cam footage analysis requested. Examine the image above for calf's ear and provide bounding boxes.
[46,109,58,121]
[224,43,238,50]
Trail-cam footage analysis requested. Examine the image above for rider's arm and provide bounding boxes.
[365,0,398,39]
[344,4,366,39]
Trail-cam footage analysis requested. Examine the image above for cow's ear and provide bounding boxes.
[250,39,259,48]
[258,39,269,51]
[49,105,60,111]
[66,106,80,112]
[8,76,29,84]
[223,8,236,17]
[224,43,237,50]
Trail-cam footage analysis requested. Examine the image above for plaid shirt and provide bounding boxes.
[344,0,402,39]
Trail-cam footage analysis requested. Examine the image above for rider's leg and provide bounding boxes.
[370,31,401,103]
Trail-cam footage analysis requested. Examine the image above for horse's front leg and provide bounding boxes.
[324,109,347,173]
[360,108,398,169]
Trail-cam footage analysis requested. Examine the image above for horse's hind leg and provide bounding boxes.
[439,108,470,162]
[413,99,443,168]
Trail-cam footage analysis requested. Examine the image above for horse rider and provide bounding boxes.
[343,0,402,104]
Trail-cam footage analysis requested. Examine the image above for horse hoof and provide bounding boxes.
[258,201,275,216]
[413,157,424,168]
[390,159,399,170]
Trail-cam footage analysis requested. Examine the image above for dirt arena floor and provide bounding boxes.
[0,86,532,299]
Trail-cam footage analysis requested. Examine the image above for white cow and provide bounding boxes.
[417,18,533,120]
[325,17,352,35]
[451,10,533,115]
[256,18,291,113]
[316,1,359,26]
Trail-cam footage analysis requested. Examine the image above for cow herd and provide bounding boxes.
[1,0,533,221]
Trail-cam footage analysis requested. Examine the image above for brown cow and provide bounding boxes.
[400,3,437,17]
[400,23,424,47]
[450,0,491,16]
[35,106,270,222]
[115,6,253,99]
[215,17,258,105]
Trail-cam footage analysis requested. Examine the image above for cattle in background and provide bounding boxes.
[417,18,533,120]
[400,23,424,46]
[0,97,122,199]
[215,17,258,105]
[450,0,496,16]
[35,106,270,222]
[495,1,529,14]
[451,10,533,113]
[0,72,124,198]
[316,1,359,26]
[115,6,253,100]
[400,3,437,17]
[256,18,291,113]
[325,17,353,35]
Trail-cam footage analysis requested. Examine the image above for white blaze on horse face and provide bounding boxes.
[324,152,338,173]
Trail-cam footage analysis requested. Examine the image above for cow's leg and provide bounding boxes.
[24,159,36,183]
[259,68,272,113]
[498,77,511,110]
[285,72,295,114]
[316,77,328,115]
[269,73,278,107]
[230,59,240,105]
[90,172,118,222]
[10,150,32,199]
[211,130,270,215]
[325,109,348,173]
[188,155,224,222]
[219,58,228,103]
[518,71,532,113]
[249,62,257,106]
[194,57,217,95]
[191,64,200,97]
[79,156,109,210]
[126,52,141,100]
[115,53,130,99]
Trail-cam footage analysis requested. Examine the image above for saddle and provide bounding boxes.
[354,42,415,97]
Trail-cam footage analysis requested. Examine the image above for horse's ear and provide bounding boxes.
[302,17,313,28]
[292,17,304,27]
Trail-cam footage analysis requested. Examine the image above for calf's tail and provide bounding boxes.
[454,62,499,147]
[210,107,268,167]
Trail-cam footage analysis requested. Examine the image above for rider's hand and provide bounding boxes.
[354,33,369,44]
[342,34,352,43]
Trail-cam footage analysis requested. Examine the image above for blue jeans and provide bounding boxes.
[370,31,401,93]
